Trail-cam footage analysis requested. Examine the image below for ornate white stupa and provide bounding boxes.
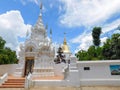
[14,4,55,77]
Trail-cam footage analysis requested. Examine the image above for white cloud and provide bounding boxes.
[59,0,120,27]
[101,37,108,45]
[102,19,120,34]
[66,0,120,53]
[71,32,92,51]
[73,35,108,53]
[0,10,31,51]
[29,0,39,5]
[20,0,26,5]
[50,3,53,8]
[20,0,39,5]
[71,31,108,53]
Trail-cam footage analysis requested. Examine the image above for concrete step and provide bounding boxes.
[5,79,25,83]
[3,83,24,85]
[6,80,25,83]
[7,79,25,81]
[0,78,25,88]
[0,85,24,88]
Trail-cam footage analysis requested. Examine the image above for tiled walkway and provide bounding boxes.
[0,86,120,90]
[1,75,120,90]
[32,75,64,80]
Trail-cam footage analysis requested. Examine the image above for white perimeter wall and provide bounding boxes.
[0,61,120,86]
[77,60,120,86]
[0,64,17,75]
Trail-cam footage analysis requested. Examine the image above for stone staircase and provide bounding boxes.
[0,78,25,88]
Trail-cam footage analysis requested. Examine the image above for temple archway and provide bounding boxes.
[24,57,34,76]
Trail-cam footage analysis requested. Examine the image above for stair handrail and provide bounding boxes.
[0,73,8,85]
[25,73,33,89]
[63,64,69,79]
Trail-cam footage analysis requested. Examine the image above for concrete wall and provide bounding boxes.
[31,60,120,87]
[0,64,17,75]
[0,60,120,86]
[77,60,120,86]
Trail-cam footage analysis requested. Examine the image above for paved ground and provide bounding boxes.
[0,86,120,90]
[32,75,64,80]
[1,75,120,90]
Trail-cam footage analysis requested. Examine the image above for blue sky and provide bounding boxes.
[0,0,120,55]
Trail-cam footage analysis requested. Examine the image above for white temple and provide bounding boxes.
[14,4,71,79]
[14,5,57,77]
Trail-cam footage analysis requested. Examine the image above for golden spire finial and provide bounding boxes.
[63,32,67,45]
[62,32,71,53]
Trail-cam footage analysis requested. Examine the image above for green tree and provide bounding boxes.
[88,45,96,58]
[110,33,120,59]
[76,32,120,61]
[75,50,89,61]
[0,36,6,49]
[92,27,102,47]
[87,45,103,60]
[95,46,103,60]
[102,39,111,59]
[102,33,120,60]
[0,36,17,64]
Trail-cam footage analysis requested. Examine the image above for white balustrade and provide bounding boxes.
[25,73,33,89]
[0,73,8,85]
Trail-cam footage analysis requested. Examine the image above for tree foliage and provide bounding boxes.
[0,36,17,64]
[76,46,103,61]
[102,33,120,60]
[76,26,120,61]
[92,27,101,47]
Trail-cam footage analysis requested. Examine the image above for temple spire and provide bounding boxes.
[31,2,46,40]
[63,32,67,45]
[39,2,42,16]
[50,28,52,43]
[40,2,42,10]
[62,32,71,53]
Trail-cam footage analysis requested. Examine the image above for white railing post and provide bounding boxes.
[63,64,69,79]
[25,73,33,89]
[0,73,8,85]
